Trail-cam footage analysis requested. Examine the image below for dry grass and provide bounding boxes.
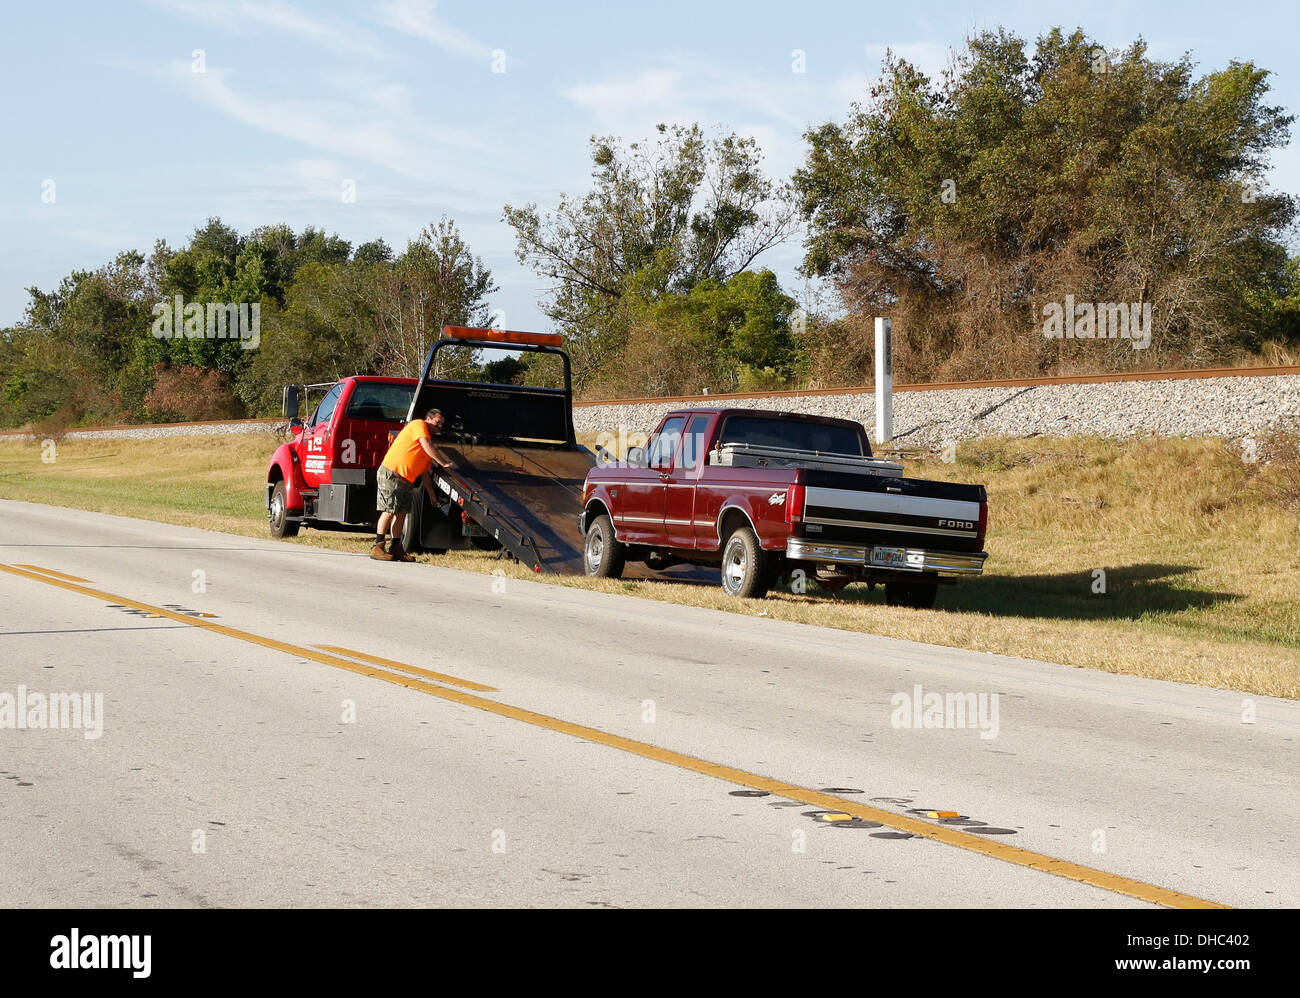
[2,430,1298,698]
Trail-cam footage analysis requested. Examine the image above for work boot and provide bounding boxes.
[370,541,395,561]
[388,538,415,562]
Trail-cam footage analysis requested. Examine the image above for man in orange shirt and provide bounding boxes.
[372,408,454,561]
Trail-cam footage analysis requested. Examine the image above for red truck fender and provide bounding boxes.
[580,485,618,538]
[267,442,309,511]
[713,498,784,551]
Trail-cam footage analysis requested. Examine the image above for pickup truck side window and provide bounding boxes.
[679,415,709,470]
[647,417,686,469]
[310,384,342,428]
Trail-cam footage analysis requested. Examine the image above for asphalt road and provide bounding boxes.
[0,499,1294,908]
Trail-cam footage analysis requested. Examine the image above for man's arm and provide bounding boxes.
[418,436,453,469]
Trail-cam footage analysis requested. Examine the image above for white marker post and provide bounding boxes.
[874,317,893,447]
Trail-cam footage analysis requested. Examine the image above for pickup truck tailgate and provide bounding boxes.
[800,470,986,552]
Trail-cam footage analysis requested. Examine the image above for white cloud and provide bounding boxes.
[145,60,489,182]
[374,0,488,59]
[149,0,386,59]
[561,69,684,116]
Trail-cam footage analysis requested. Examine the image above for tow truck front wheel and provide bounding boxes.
[268,481,299,538]
[721,526,771,599]
[584,514,625,578]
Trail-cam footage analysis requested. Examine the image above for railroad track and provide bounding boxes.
[2,363,1298,438]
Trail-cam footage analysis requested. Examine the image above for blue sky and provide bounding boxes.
[3,0,1298,330]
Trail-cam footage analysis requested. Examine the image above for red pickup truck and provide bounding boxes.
[580,408,988,606]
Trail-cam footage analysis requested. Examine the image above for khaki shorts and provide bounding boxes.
[376,465,415,514]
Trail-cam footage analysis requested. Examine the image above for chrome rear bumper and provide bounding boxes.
[785,538,988,575]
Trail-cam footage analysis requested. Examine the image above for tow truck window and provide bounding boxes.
[310,384,342,428]
[346,382,416,421]
[648,417,686,468]
[679,415,709,469]
[718,415,863,455]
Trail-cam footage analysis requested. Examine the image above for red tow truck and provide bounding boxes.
[265,325,599,569]
[580,408,988,605]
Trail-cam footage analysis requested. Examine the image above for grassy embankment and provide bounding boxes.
[1,428,1298,698]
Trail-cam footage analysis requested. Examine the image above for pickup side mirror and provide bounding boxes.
[289,418,303,435]
[626,446,648,468]
[282,384,301,419]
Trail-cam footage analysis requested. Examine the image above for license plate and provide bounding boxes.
[870,546,925,571]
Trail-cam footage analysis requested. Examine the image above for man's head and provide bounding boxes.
[424,408,445,433]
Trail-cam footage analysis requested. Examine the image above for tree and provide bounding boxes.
[237,260,384,415]
[367,217,497,378]
[503,123,794,390]
[588,269,798,398]
[793,28,1297,380]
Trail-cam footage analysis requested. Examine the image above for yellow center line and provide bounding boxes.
[0,561,1227,909]
[13,564,92,583]
[314,644,497,692]
[0,563,488,696]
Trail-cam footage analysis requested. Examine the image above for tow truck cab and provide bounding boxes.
[265,376,418,537]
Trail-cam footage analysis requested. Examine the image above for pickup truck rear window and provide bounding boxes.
[345,383,416,421]
[717,415,863,455]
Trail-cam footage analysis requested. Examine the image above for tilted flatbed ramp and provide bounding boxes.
[434,443,594,575]
[407,327,715,583]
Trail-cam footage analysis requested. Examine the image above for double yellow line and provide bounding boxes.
[0,561,1227,909]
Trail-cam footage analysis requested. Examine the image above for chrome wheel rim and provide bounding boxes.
[270,491,284,526]
[723,540,746,592]
[585,528,604,573]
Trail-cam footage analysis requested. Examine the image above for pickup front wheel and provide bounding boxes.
[721,526,771,599]
[584,514,625,578]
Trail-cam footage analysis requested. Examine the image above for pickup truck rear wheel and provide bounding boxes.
[721,526,771,599]
[584,514,625,578]
[268,481,299,538]
[884,579,938,609]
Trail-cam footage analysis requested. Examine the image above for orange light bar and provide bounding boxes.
[442,325,562,347]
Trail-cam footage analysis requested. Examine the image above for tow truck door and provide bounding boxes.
[301,383,342,487]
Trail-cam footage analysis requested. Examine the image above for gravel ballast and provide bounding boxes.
[573,374,1300,447]
[3,374,1296,447]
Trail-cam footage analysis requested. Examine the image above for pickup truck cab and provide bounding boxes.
[580,408,988,606]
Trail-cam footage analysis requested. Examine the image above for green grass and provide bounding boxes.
[2,430,1298,698]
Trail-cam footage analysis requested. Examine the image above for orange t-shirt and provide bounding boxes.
[382,419,433,481]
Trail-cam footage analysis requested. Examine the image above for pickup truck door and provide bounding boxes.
[301,383,342,487]
[617,416,684,545]
[663,414,710,548]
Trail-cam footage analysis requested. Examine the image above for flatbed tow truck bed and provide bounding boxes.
[433,443,594,575]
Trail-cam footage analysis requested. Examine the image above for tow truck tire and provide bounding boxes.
[584,514,625,578]
[269,481,299,538]
[721,526,771,599]
[884,578,938,609]
[400,507,421,555]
